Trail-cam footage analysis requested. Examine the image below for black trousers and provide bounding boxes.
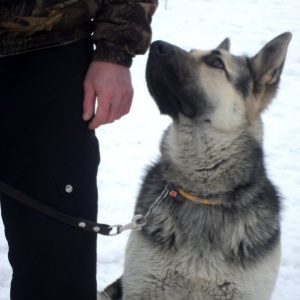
[0,38,100,300]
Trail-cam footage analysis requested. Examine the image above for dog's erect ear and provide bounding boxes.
[250,32,292,85]
[247,32,292,119]
[216,38,230,51]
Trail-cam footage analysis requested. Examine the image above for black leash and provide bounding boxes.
[0,181,113,236]
[0,181,175,236]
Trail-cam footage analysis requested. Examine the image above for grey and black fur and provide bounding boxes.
[98,32,292,300]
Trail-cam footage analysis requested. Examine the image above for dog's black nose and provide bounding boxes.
[150,41,174,55]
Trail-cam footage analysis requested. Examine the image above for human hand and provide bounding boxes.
[83,61,134,129]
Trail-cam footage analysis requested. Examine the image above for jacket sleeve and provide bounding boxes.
[92,0,158,67]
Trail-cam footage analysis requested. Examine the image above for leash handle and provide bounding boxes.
[0,181,112,236]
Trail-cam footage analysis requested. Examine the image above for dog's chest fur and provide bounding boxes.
[124,224,280,300]
[124,195,280,300]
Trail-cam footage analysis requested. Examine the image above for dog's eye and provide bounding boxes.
[206,57,224,70]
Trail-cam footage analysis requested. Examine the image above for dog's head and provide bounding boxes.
[146,32,292,137]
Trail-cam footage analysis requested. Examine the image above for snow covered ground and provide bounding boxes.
[1,0,299,299]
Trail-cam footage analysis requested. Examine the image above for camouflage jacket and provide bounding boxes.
[0,0,158,67]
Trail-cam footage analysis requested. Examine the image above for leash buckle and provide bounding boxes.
[108,214,146,236]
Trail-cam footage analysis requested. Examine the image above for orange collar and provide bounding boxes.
[175,187,222,205]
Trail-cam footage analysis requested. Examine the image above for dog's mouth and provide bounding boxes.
[146,41,199,119]
[146,68,196,118]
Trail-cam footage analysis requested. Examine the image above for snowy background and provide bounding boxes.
[1,0,299,299]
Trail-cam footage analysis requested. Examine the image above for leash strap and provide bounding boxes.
[0,181,185,236]
[0,181,113,236]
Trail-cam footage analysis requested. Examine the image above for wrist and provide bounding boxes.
[93,41,133,68]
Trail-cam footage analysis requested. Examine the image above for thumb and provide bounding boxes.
[83,82,96,121]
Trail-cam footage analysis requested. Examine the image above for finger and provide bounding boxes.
[105,94,133,124]
[109,88,134,122]
[82,82,96,121]
[88,98,112,129]
[115,94,133,120]
[88,97,130,129]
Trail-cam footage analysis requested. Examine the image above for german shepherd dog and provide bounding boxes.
[98,32,292,300]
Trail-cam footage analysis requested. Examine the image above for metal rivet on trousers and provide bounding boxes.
[78,222,86,228]
[65,184,73,193]
[93,226,100,232]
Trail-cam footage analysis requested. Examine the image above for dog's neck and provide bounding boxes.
[160,121,263,197]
